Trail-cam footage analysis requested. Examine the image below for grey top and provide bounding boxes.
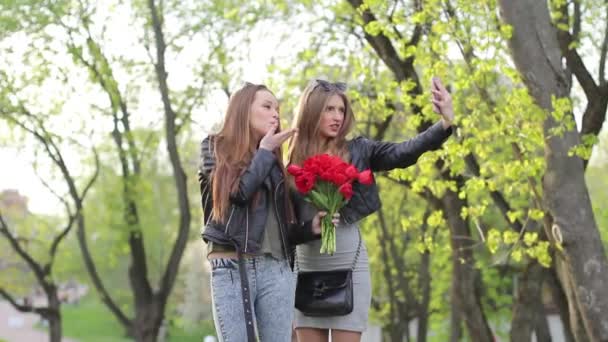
[261,191,284,259]
[294,199,371,332]
[295,201,367,273]
[207,192,284,259]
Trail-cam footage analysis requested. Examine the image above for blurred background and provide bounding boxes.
[1,0,607,341]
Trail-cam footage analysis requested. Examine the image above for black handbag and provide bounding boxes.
[294,228,362,317]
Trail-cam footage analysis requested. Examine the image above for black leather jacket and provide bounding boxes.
[338,121,452,224]
[198,136,319,262]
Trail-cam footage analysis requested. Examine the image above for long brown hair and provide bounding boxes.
[288,79,355,166]
[211,83,287,222]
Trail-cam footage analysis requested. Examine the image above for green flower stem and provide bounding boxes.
[321,210,336,255]
[311,181,346,255]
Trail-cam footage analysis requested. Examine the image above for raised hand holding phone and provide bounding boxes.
[430,76,455,129]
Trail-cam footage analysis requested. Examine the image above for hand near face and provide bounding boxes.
[431,77,455,128]
[259,124,298,151]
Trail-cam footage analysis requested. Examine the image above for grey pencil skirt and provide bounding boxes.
[294,222,371,332]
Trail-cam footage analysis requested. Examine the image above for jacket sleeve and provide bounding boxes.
[200,175,213,225]
[199,137,215,224]
[229,148,277,205]
[287,189,321,245]
[288,220,321,245]
[363,121,452,171]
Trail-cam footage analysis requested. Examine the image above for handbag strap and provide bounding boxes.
[295,225,363,272]
[350,228,362,271]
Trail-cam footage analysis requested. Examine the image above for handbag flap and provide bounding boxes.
[297,269,352,290]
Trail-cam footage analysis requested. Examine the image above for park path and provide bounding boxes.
[0,300,77,342]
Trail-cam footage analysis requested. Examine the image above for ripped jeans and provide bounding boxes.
[210,255,296,342]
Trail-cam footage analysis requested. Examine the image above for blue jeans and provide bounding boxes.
[210,255,296,342]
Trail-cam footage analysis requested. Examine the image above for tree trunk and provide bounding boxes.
[546,268,577,342]
[48,317,61,342]
[380,199,424,342]
[535,313,552,342]
[416,248,431,342]
[510,262,545,342]
[449,298,462,342]
[147,0,192,307]
[132,299,164,342]
[45,285,62,342]
[499,0,608,340]
[343,2,493,340]
[377,207,404,342]
[553,259,590,342]
[47,306,62,342]
[441,186,494,342]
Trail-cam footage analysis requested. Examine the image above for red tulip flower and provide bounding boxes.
[287,154,373,254]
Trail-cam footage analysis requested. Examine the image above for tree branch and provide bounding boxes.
[573,0,582,41]
[407,0,424,48]
[557,4,598,99]
[0,213,45,283]
[599,1,608,85]
[0,287,44,314]
[346,0,409,82]
[553,2,608,147]
[47,148,99,272]
[17,110,132,325]
[46,213,77,274]
[34,167,72,215]
[1,51,133,330]
[580,88,608,139]
[71,20,155,307]
[147,0,192,302]
[445,3,544,231]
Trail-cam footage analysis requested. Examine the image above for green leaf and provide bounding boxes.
[523,232,538,247]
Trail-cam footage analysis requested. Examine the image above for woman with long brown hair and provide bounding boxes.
[198,82,334,342]
[288,78,455,342]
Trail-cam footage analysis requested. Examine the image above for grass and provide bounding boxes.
[60,296,215,342]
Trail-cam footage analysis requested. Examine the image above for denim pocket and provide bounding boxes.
[210,259,237,286]
[210,258,238,270]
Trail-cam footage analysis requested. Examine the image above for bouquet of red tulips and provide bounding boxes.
[287,154,373,255]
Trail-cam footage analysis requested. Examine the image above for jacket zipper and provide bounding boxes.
[202,182,211,225]
[224,207,235,234]
[274,180,291,262]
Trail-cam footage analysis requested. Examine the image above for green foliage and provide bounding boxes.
[268,1,608,339]
[0,0,70,37]
[61,295,215,342]
[2,0,607,340]
[570,133,599,159]
[587,133,608,245]
[0,205,69,295]
[486,228,552,267]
